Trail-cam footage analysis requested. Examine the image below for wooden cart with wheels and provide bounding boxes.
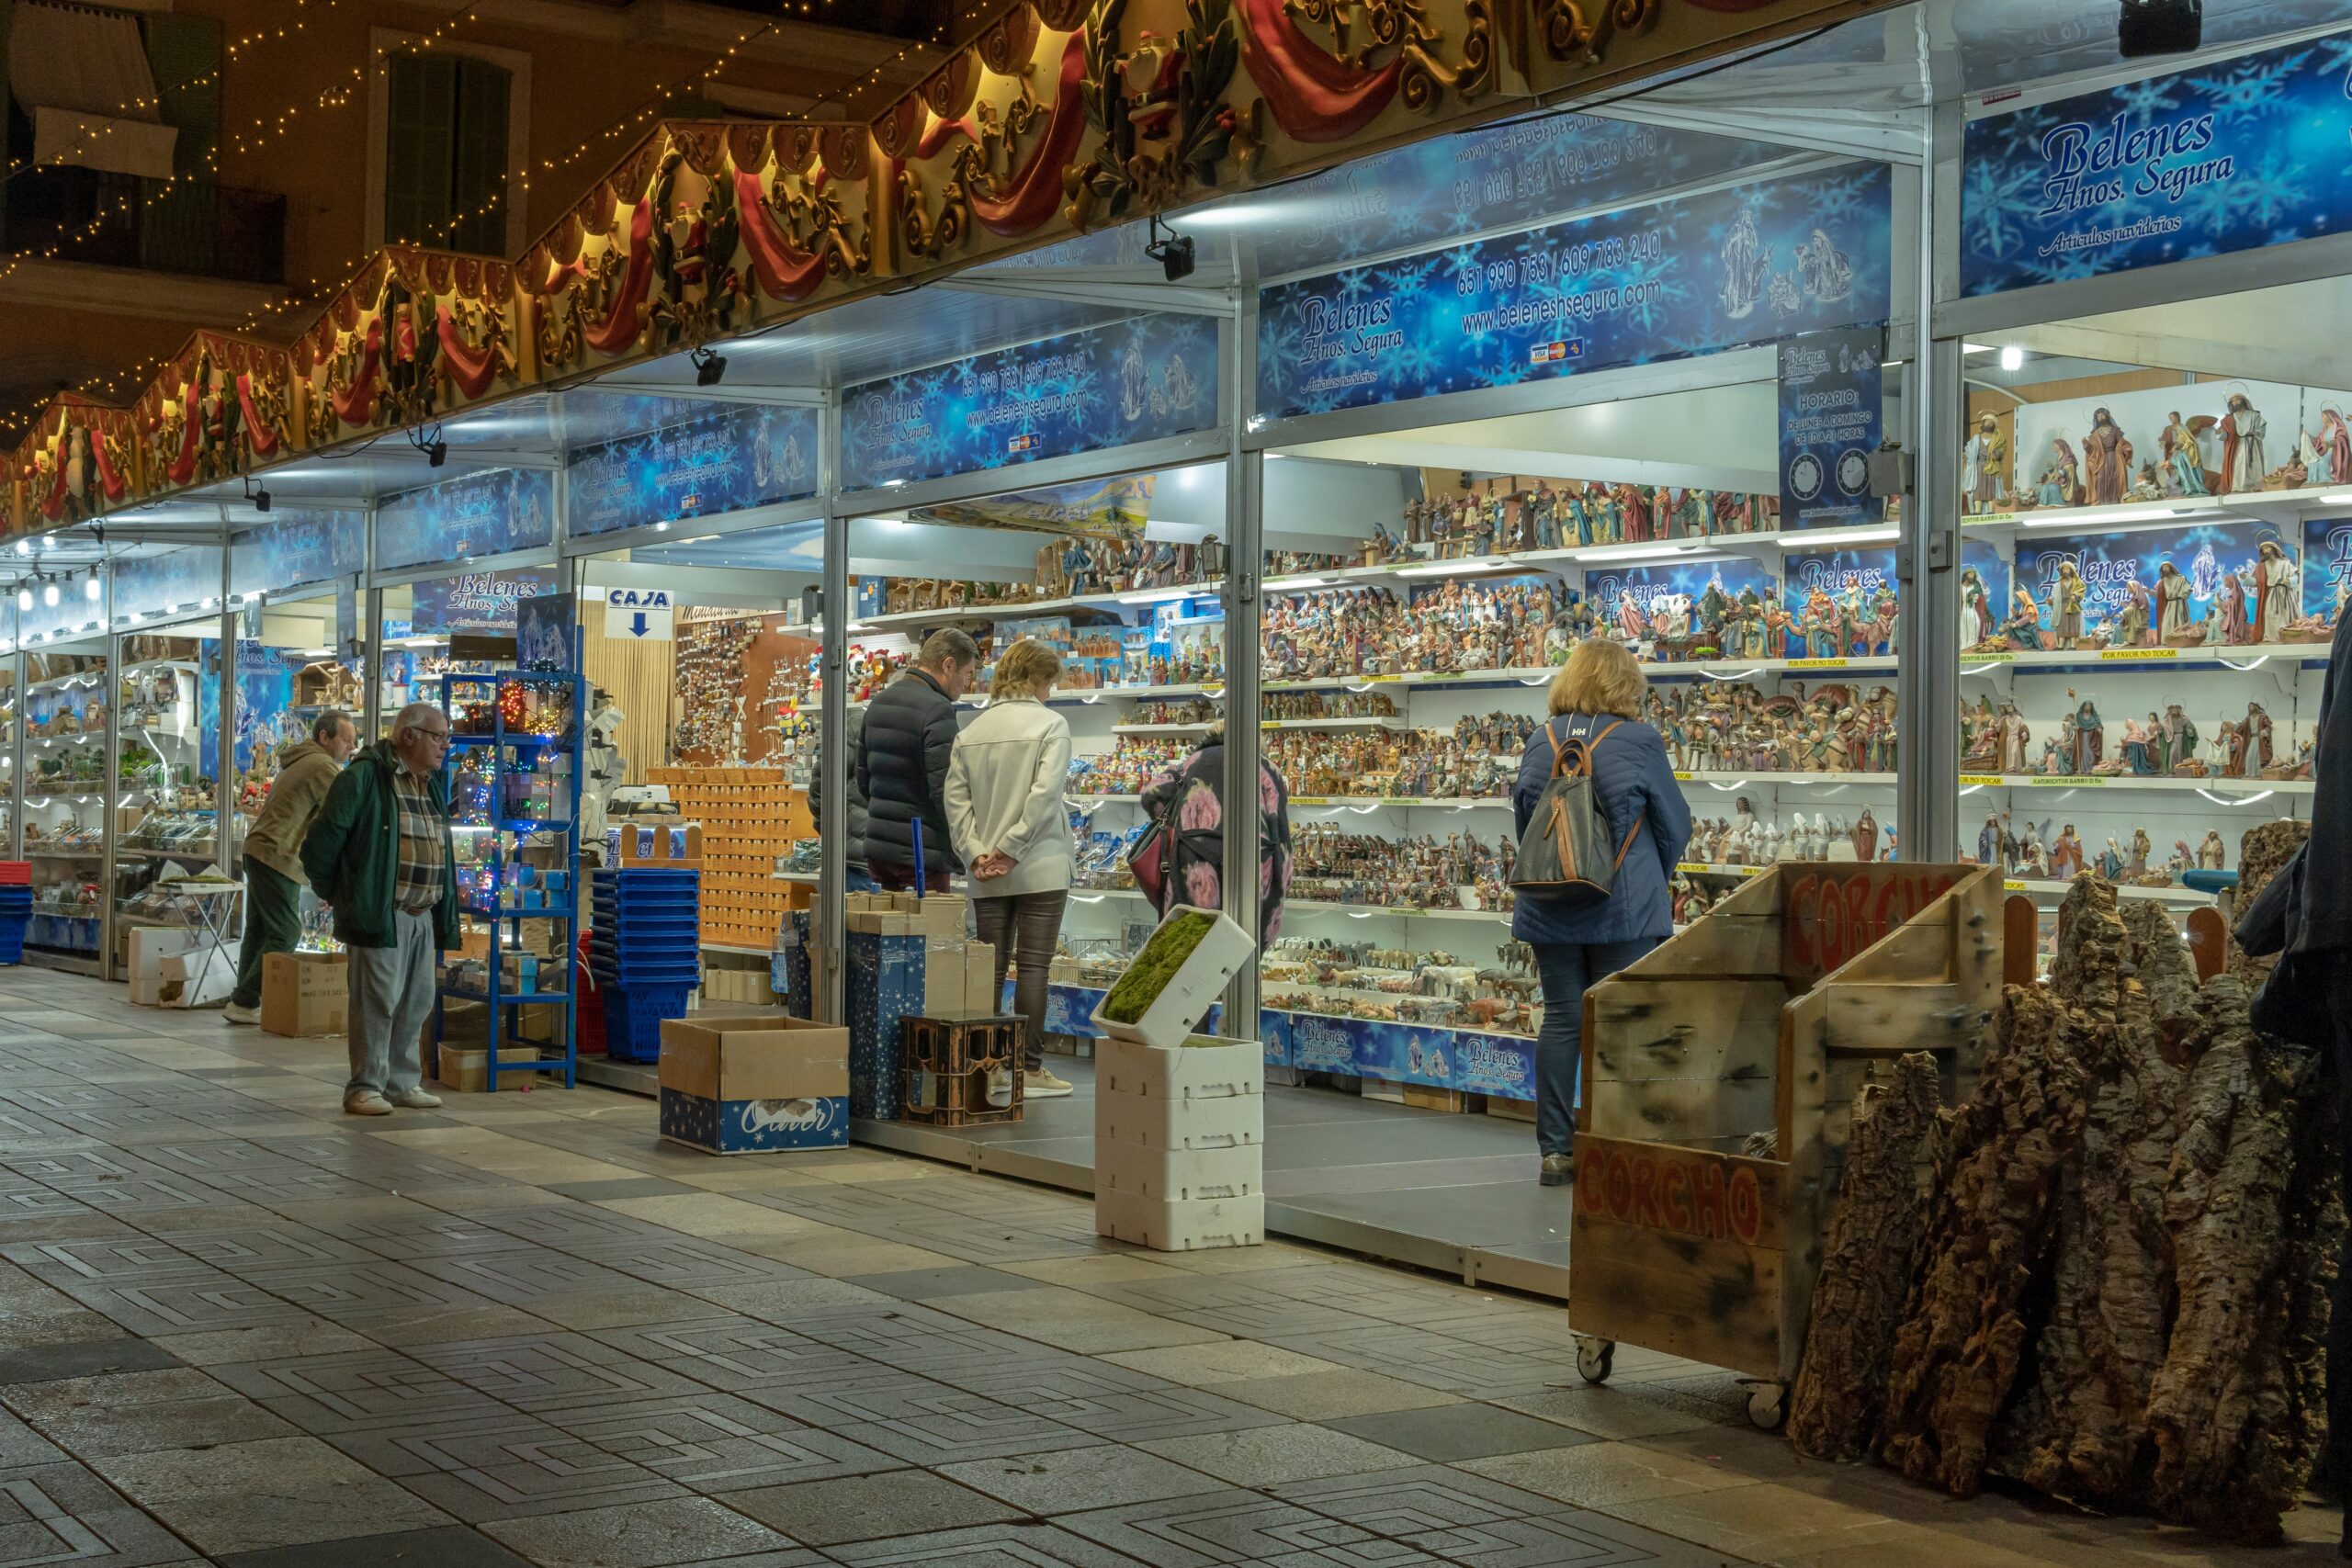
[1566,863,2007,1427]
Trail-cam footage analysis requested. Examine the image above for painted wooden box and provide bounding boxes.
[1567,863,2007,1426]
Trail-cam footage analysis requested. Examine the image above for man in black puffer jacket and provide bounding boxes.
[858,627,978,891]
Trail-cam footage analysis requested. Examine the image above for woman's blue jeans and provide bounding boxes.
[1532,937,1660,1157]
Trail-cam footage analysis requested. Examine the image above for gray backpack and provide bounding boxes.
[1509,716,1639,907]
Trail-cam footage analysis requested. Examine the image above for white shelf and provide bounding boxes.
[1112,722,1216,736]
[1289,795,1513,810]
[1674,770,1900,788]
[1066,886,1148,902]
[1283,898,1508,922]
[1069,793,1143,806]
[1259,716,1407,731]
[1958,773,2312,797]
[1262,525,1897,593]
[1963,486,2349,536]
[1962,643,2332,671]
[1263,660,1890,694]
[2003,875,2217,906]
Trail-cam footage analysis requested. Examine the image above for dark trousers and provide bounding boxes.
[873,860,950,895]
[976,889,1067,1073]
[2331,965,2352,1474]
[1531,937,1658,1157]
[232,855,303,1010]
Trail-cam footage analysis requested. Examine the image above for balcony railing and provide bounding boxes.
[6,165,286,286]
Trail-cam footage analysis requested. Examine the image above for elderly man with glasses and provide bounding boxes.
[301,702,460,1115]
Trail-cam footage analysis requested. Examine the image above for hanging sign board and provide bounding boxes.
[374,469,554,571]
[1777,325,1884,531]
[567,404,818,538]
[605,588,673,642]
[1961,36,2343,298]
[1254,164,1893,421]
[838,317,1217,491]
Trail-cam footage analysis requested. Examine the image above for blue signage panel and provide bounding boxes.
[1961,36,2352,297]
[410,568,557,635]
[2016,521,2286,638]
[1256,164,1893,421]
[2306,516,2352,619]
[229,512,365,599]
[1777,327,1884,530]
[1588,557,1778,639]
[1250,114,1787,279]
[1453,1030,1537,1101]
[839,316,1218,491]
[376,468,555,571]
[568,404,818,537]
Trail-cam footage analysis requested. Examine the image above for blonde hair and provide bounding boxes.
[989,637,1063,701]
[1548,637,1645,718]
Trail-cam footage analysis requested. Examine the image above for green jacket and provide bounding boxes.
[300,739,458,950]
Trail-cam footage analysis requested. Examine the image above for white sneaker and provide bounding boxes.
[344,1090,393,1116]
[1023,1069,1074,1099]
[389,1088,443,1109]
[221,1002,259,1026]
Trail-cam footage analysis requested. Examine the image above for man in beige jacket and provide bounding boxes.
[224,710,356,1024]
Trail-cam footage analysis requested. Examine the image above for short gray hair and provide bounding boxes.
[391,701,443,738]
[310,709,354,742]
[918,627,979,671]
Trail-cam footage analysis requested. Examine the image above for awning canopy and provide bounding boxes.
[9,0,177,180]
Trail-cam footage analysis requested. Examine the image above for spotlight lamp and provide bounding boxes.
[41,581,58,608]
[410,424,447,468]
[83,575,100,602]
[1144,214,1195,283]
[690,345,728,388]
[2119,0,2199,56]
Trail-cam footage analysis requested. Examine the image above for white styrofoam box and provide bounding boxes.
[1096,1188,1263,1251]
[1091,905,1255,1051]
[1096,1034,1262,1103]
[157,942,234,1008]
[1095,1082,1263,1153]
[129,927,207,1007]
[1097,1136,1261,1202]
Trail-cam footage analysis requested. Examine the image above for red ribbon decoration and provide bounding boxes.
[969,32,1088,237]
[90,428,127,501]
[582,197,654,357]
[435,304,501,401]
[235,373,279,457]
[1236,0,1399,143]
[330,319,384,429]
[733,166,828,302]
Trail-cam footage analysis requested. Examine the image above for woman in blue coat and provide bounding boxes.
[1510,637,1693,1186]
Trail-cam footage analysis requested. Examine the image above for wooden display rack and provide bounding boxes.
[645,765,809,948]
[1567,863,2004,1428]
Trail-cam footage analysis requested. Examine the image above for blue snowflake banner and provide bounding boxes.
[1254,164,1892,422]
[1962,35,2352,296]
[410,568,558,635]
[839,317,1217,492]
[1249,114,1783,280]
[567,404,818,538]
[2016,522,2287,632]
[113,547,223,623]
[228,512,365,600]
[1588,557,1777,636]
[376,469,554,570]
[2305,515,2352,617]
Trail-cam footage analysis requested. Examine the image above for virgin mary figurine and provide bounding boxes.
[2160,411,2209,497]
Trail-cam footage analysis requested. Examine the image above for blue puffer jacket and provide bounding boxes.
[1509,712,1692,946]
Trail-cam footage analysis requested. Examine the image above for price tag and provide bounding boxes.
[2004,879,2027,891]
[1672,771,1695,781]
[2100,648,2177,661]
[1961,651,2016,664]
[1958,773,2002,786]
[2030,774,2104,786]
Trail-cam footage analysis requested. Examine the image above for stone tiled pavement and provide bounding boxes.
[0,969,2339,1567]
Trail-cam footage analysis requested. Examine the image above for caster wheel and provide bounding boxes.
[1747,1383,1788,1431]
[1575,1337,1615,1385]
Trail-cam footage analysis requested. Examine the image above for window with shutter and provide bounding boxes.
[383,53,508,254]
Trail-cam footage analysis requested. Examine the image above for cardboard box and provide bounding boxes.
[157,942,234,1008]
[261,950,347,1036]
[618,822,703,867]
[433,998,566,1052]
[658,1010,849,1155]
[436,1045,555,1092]
[129,926,206,1007]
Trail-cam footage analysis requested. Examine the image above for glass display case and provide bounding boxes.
[22,642,110,971]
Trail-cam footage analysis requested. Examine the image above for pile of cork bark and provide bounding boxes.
[1788,821,2339,1543]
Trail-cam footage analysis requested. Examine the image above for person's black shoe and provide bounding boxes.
[1540,1153,1573,1186]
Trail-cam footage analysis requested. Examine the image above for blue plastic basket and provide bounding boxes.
[589,950,702,987]
[599,983,694,1063]
[592,869,700,892]
[590,913,700,944]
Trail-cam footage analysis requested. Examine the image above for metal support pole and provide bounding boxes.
[218,556,235,880]
[362,507,383,743]
[7,648,21,858]
[816,389,849,1025]
[100,631,119,981]
[1220,304,1263,1034]
[1898,107,1962,862]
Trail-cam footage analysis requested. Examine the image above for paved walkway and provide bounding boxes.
[0,968,2338,1567]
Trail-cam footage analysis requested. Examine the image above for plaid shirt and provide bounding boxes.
[390,765,446,914]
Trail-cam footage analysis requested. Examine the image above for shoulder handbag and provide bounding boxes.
[1125,761,1194,908]
[1508,716,1640,908]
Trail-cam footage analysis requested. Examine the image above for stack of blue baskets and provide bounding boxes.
[588,867,700,1063]
[0,862,28,964]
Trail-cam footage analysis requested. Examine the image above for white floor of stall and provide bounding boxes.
[578,1052,1570,1299]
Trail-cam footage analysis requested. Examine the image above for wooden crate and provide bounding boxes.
[899,1013,1024,1125]
[1567,863,2004,1426]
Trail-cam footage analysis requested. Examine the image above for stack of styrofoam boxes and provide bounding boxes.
[1095,1035,1264,1249]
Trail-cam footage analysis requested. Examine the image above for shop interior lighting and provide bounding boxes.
[2020,502,2206,526]
[2320,493,2352,505]
[14,586,28,612]
[40,581,57,607]
[409,424,447,468]
[1999,345,2025,372]
[1116,583,1205,604]
[11,540,24,556]
[200,597,216,610]
[1792,525,1900,547]
[1397,558,1491,576]
[1143,215,1195,283]
[82,576,98,602]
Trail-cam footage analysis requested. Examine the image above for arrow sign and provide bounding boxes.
[605,588,673,642]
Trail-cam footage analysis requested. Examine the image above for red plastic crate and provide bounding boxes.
[0,862,31,885]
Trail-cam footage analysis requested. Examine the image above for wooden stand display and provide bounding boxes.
[644,766,808,949]
[1567,862,2002,1428]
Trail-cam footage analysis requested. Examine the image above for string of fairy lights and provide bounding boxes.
[2,0,1001,446]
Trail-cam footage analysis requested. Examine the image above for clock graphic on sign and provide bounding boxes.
[1788,451,1825,502]
[1838,447,1872,497]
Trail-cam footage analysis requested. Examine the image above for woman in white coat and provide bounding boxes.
[945,639,1075,1097]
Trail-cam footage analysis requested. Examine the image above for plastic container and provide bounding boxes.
[599,983,694,1063]
[1096,1035,1263,1103]
[1095,1085,1264,1152]
[1097,1139,1261,1202]
[1095,1190,1264,1251]
[1088,905,1255,1052]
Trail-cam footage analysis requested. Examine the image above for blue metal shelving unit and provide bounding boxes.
[436,671,584,1090]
